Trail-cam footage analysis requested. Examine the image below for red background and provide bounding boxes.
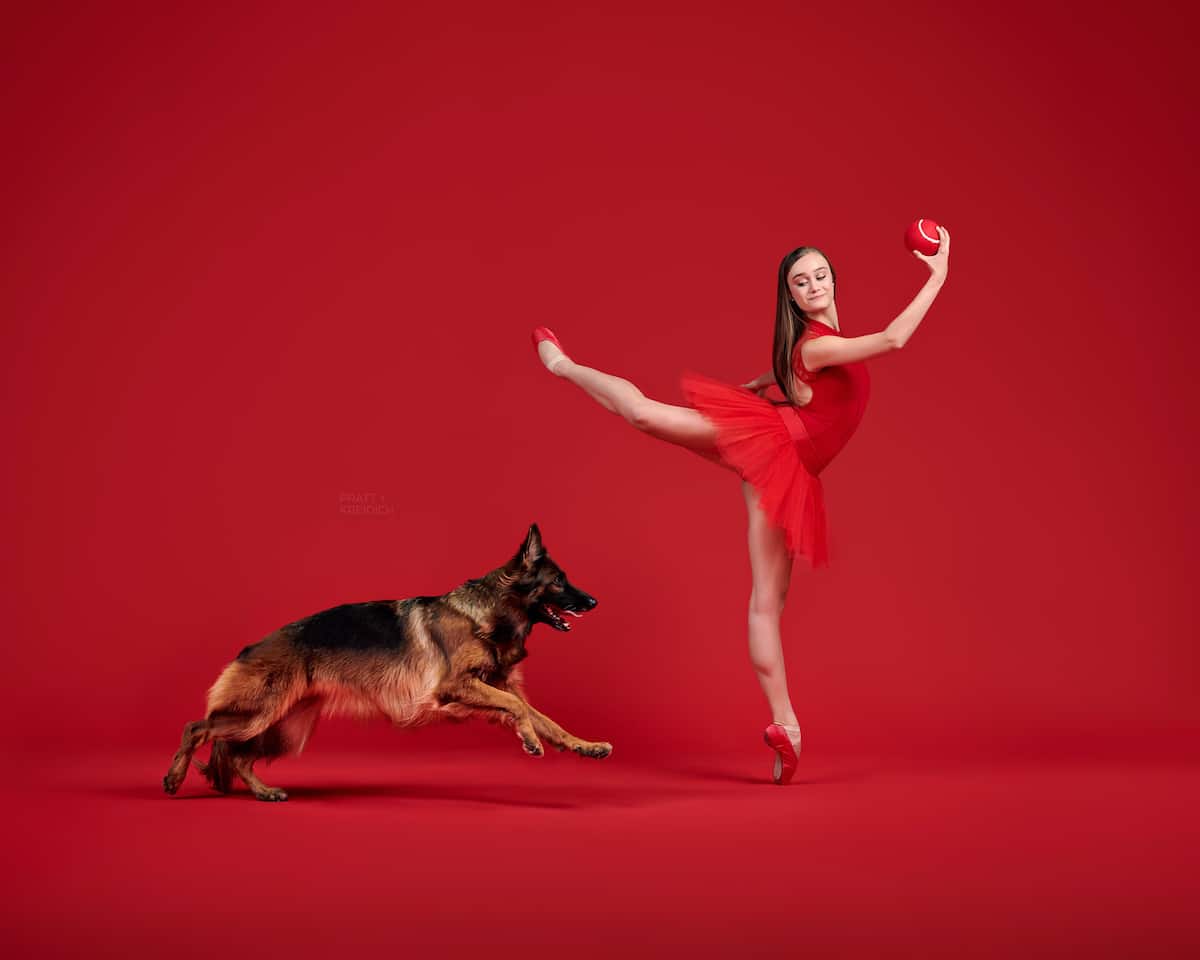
[3,2,1197,955]
[5,0,1195,756]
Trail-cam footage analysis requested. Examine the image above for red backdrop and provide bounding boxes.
[3,1,1196,760]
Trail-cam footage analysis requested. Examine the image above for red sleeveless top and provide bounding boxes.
[779,318,871,475]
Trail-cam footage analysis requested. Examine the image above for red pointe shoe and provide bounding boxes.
[763,722,801,785]
[531,326,563,351]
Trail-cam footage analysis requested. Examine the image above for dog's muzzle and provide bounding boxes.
[540,594,597,632]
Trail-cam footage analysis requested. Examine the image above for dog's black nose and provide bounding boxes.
[583,594,598,610]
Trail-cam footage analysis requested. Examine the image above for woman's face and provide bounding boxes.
[787,253,833,312]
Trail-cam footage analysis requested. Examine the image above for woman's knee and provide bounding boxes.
[748,586,787,619]
[627,398,656,432]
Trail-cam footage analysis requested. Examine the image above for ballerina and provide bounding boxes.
[531,229,950,782]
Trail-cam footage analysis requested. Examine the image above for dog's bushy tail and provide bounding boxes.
[193,741,236,793]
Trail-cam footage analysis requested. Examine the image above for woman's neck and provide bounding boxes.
[805,304,839,332]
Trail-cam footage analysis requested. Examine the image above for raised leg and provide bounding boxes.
[436,677,544,756]
[164,719,211,793]
[538,338,725,463]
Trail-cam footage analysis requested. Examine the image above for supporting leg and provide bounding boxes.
[163,709,285,796]
[229,750,288,802]
[742,481,801,753]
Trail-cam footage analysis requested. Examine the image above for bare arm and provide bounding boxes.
[802,226,950,372]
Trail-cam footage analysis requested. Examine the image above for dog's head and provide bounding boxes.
[506,524,597,633]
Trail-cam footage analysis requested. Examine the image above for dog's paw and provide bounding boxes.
[254,788,288,802]
[521,736,545,757]
[574,741,613,759]
[163,774,180,795]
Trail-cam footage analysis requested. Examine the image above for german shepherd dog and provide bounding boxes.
[163,524,610,801]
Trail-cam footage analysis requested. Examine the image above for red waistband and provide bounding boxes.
[778,406,821,475]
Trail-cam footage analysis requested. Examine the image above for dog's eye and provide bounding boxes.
[554,575,564,587]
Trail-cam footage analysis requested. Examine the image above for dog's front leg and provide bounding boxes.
[525,705,612,759]
[436,677,544,756]
[502,673,612,759]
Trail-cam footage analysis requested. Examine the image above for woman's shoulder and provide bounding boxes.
[791,321,834,358]
[792,319,847,380]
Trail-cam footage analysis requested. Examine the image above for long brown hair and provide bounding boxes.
[772,246,836,404]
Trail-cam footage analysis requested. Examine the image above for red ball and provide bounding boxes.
[904,218,941,256]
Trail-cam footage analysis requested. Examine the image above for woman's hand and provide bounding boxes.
[912,225,950,282]
[740,374,772,397]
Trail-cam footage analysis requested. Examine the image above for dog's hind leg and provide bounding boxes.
[163,710,273,795]
[228,748,288,802]
[164,676,305,796]
[219,697,322,802]
[164,718,215,794]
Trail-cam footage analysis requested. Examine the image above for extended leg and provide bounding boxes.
[436,677,544,756]
[537,337,724,462]
[499,671,611,758]
[526,704,612,758]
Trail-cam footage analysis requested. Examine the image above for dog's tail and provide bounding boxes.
[193,740,236,793]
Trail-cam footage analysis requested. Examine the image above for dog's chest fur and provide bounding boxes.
[473,615,530,681]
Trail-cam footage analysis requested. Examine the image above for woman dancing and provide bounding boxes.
[531,229,950,783]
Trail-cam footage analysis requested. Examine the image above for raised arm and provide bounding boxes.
[802,226,950,372]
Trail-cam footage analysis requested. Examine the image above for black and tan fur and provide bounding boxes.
[163,524,610,801]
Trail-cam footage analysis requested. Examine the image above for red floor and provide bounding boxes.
[5,744,1197,958]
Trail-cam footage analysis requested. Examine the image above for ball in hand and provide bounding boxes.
[904,219,941,256]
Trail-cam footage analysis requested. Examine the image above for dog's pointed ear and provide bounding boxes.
[512,523,544,569]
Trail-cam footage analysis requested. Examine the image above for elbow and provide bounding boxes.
[885,331,906,352]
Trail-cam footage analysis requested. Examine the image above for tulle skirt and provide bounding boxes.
[680,372,828,567]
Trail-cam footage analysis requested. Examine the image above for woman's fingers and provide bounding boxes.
[913,226,950,266]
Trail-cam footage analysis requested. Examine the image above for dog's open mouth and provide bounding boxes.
[541,603,584,632]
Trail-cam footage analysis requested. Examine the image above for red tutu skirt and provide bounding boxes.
[680,372,829,567]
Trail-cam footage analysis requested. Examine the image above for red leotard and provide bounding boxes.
[680,318,871,566]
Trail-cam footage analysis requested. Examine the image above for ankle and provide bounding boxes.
[538,341,570,376]
[770,720,802,749]
[548,355,571,377]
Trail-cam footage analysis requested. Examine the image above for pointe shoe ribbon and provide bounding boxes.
[763,722,801,785]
